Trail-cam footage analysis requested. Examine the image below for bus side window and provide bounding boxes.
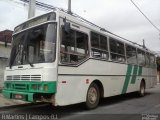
[91,32,109,60]
[150,54,156,68]
[60,26,88,64]
[145,52,150,67]
[137,49,146,66]
[109,38,125,63]
[126,45,137,64]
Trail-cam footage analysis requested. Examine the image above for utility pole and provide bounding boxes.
[28,0,36,18]
[143,39,146,48]
[68,0,72,14]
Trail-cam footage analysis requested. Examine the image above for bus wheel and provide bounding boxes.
[138,81,145,97]
[85,83,100,109]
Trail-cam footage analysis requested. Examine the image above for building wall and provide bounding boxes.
[0,42,11,58]
[0,30,12,90]
[0,43,11,89]
[0,58,8,89]
[0,30,12,43]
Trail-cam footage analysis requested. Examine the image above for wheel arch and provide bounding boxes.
[141,78,146,88]
[91,80,104,98]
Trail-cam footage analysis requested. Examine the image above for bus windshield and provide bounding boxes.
[9,23,57,68]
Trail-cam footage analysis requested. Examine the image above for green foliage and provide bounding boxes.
[156,57,160,71]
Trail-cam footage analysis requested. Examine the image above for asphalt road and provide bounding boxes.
[1,84,160,120]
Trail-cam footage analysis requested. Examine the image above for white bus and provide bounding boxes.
[3,9,157,109]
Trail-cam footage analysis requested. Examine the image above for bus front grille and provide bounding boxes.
[6,75,42,81]
[14,84,29,91]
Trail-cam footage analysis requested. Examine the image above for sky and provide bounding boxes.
[0,0,160,52]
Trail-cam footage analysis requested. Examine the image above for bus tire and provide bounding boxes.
[85,83,100,109]
[138,81,145,97]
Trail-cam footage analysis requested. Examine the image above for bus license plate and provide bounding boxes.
[15,94,24,99]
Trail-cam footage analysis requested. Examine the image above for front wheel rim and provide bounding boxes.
[88,87,98,105]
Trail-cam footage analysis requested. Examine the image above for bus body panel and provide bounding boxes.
[55,58,157,106]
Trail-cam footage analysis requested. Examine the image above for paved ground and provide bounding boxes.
[0,84,160,120]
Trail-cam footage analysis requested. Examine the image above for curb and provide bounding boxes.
[0,102,47,111]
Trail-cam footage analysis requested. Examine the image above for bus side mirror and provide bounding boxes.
[63,18,71,33]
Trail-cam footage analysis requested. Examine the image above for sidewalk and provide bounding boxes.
[0,93,28,108]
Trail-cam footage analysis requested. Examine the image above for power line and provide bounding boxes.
[20,0,58,11]
[130,0,160,32]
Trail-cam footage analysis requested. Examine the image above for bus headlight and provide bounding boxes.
[32,85,37,90]
[44,85,48,91]
[32,84,48,91]
[38,85,43,91]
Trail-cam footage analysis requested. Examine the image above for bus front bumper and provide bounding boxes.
[2,81,57,102]
[2,89,34,102]
[2,89,55,103]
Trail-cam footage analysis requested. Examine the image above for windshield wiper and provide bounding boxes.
[9,33,26,69]
[28,60,34,67]
[21,45,34,68]
[21,32,34,68]
[9,46,21,69]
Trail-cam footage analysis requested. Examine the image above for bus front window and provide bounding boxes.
[9,23,57,67]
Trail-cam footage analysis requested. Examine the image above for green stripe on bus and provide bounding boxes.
[130,65,138,84]
[122,64,133,94]
[138,66,143,76]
